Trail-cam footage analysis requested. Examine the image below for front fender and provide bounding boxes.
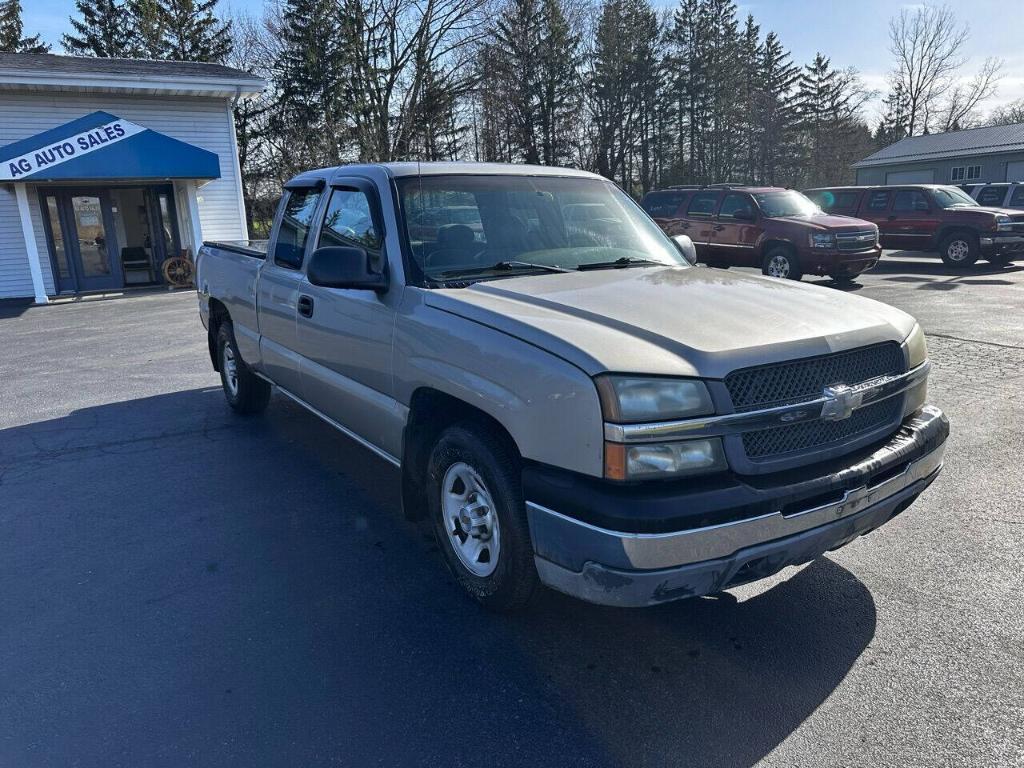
[393,293,605,477]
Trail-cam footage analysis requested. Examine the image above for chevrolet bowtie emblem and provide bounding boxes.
[820,384,864,421]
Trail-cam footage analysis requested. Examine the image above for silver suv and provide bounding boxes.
[197,163,948,610]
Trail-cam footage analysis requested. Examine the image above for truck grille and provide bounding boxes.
[725,342,906,462]
[835,229,878,251]
[742,397,903,458]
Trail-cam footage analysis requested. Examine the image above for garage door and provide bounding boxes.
[1006,161,1024,181]
[885,169,935,184]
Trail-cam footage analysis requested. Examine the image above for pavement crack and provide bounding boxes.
[926,332,1024,351]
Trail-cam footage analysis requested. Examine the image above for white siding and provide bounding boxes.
[0,91,247,299]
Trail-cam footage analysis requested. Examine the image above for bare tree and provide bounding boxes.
[887,4,1002,136]
[938,56,1002,131]
[987,98,1024,127]
[888,4,965,136]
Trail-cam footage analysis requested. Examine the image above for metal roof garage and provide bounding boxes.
[853,122,1024,187]
[0,54,265,303]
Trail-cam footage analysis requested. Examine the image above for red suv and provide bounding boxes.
[640,185,881,282]
[804,184,1024,267]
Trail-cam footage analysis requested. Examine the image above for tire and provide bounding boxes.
[426,423,538,611]
[762,246,803,280]
[831,274,858,285]
[216,321,271,414]
[986,254,1013,267]
[939,231,979,267]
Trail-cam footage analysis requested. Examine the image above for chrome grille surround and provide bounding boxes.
[835,229,879,251]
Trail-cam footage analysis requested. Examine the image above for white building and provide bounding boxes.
[0,53,265,303]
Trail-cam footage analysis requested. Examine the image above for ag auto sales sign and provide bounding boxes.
[1,118,145,181]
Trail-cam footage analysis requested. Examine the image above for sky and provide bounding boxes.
[22,0,1024,125]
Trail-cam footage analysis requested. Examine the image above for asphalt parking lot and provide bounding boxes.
[1,251,1022,768]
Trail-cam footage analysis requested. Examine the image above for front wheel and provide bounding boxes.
[762,247,803,280]
[216,322,271,414]
[939,232,979,267]
[426,424,538,611]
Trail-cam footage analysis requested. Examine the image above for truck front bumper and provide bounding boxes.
[525,406,947,607]
[980,234,1024,258]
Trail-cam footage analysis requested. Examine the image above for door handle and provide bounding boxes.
[297,294,314,318]
[713,225,725,231]
[680,222,690,229]
[887,215,897,220]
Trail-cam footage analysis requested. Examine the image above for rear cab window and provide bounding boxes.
[274,187,323,269]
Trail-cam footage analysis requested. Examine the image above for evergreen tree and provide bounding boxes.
[535,0,580,166]
[0,0,50,53]
[272,0,353,172]
[156,0,231,62]
[127,0,164,58]
[752,31,800,184]
[63,0,134,57]
[490,0,544,163]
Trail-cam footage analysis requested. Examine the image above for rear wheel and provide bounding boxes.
[986,254,1013,267]
[762,247,803,280]
[939,231,979,267]
[831,274,858,285]
[216,322,271,414]
[426,424,538,611]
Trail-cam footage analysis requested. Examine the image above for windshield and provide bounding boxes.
[753,191,822,218]
[397,175,686,283]
[931,186,980,208]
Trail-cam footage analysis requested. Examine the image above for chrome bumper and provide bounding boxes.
[527,405,947,606]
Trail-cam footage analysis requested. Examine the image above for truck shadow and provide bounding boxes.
[1,388,876,768]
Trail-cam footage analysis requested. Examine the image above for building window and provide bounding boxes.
[951,166,982,182]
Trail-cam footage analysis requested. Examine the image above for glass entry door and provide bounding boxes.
[68,194,120,290]
[41,190,121,292]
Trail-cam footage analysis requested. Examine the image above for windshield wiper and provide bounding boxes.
[438,260,569,278]
[577,257,663,271]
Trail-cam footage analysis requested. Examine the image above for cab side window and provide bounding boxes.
[643,192,687,218]
[1010,186,1024,208]
[867,191,891,211]
[892,190,930,212]
[274,188,323,269]
[718,193,753,219]
[687,191,719,217]
[977,186,1007,206]
[318,188,384,270]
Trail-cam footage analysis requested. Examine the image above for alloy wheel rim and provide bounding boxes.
[768,254,790,278]
[223,344,239,397]
[441,461,500,577]
[947,240,969,262]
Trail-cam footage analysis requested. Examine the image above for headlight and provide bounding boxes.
[604,438,726,480]
[809,232,835,249]
[995,215,1014,231]
[596,375,713,423]
[905,323,928,368]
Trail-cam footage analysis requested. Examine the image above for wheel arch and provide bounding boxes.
[400,387,521,521]
[207,298,230,372]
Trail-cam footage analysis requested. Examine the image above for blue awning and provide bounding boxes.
[0,110,220,182]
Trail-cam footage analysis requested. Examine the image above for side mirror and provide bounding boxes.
[732,208,755,221]
[672,234,699,266]
[307,246,388,292]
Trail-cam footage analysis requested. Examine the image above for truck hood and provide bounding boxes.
[425,266,917,378]
[776,213,875,232]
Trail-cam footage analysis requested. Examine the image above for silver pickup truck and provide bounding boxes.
[197,162,948,610]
